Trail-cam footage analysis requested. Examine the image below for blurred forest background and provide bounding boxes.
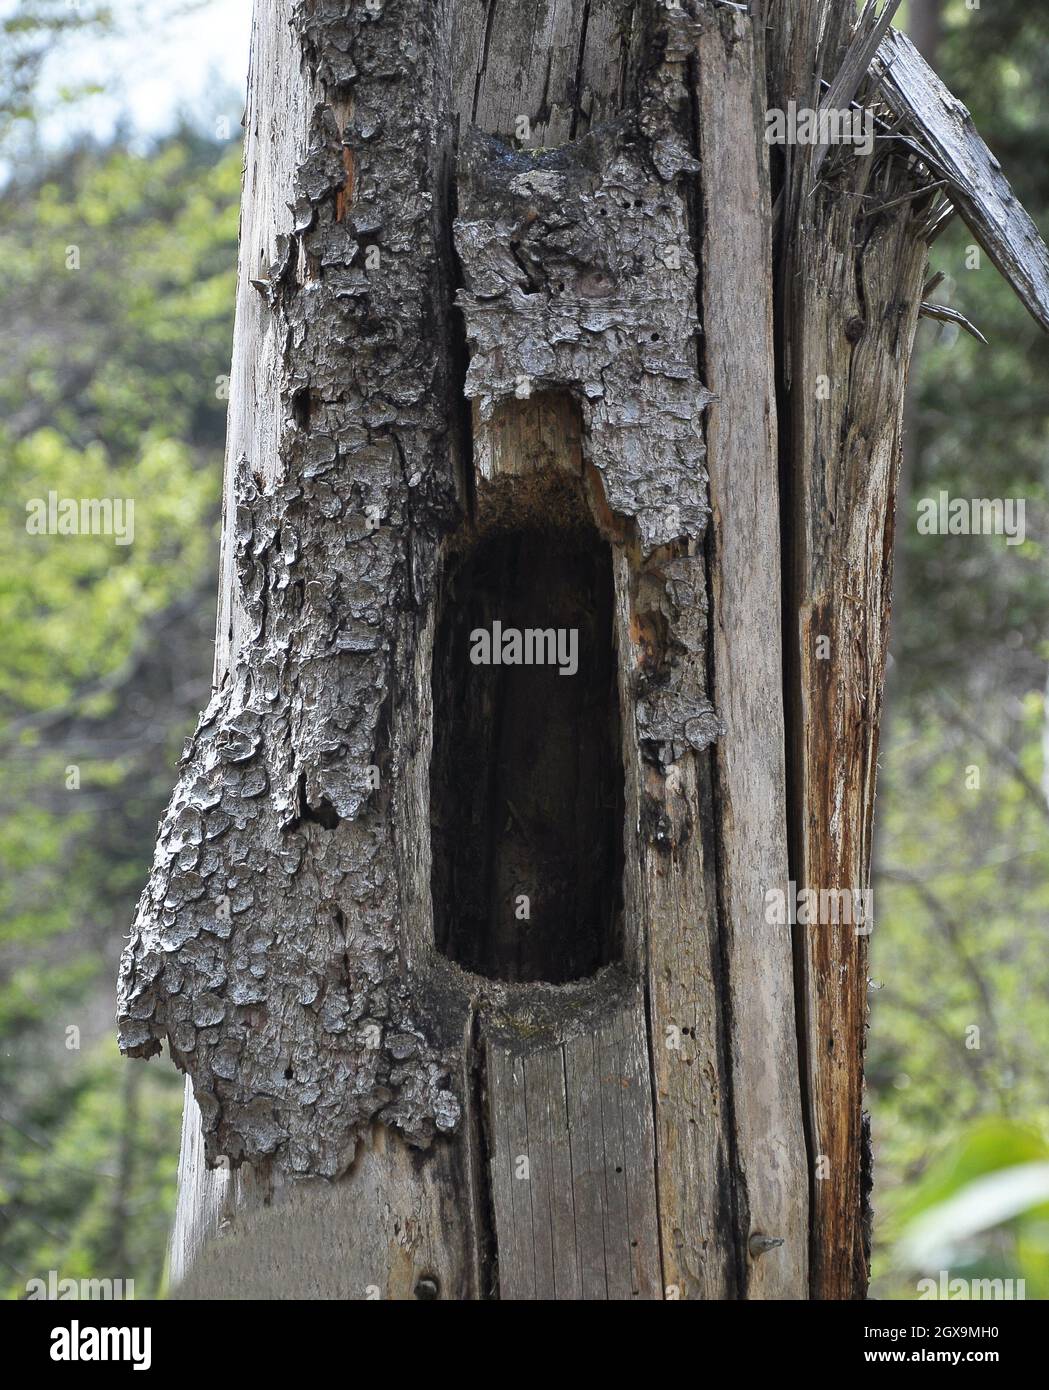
[0,0,1046,1300]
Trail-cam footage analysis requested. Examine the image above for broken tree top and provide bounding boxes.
[875,27,1049,334]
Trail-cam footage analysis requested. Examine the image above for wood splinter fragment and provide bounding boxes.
[748,1233,786,1259]
[918,300,989,344]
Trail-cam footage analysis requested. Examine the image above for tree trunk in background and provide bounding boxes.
[118,0,933,1299]
[908,0,943,64]
[897,0,941,583]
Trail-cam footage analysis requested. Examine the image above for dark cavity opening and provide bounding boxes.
[430,525,624,983]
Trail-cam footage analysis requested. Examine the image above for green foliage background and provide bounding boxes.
[0,0,1046,1300]
[0,9,241,1291]
[871,0,1049,1300]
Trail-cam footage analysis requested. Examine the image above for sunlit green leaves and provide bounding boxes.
[0,124,236,1300]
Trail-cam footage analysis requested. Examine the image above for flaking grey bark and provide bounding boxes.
[454,122,718,746]
[118,0,464,1178]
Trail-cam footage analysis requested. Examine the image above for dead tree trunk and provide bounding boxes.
[117,0,1049,1299]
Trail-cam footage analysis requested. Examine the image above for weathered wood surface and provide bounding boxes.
[786,199,927,1300]
[452,0,632,149]
[769,3,933,1299]
[485,1004,662,1300]
[622,527,735,1297]
[175,1117,480,1300]
[212,0,313,682]
[875,27,1049,333]
[695,7,808,1299]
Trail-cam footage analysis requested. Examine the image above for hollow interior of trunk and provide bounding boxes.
[430,525,624,983]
